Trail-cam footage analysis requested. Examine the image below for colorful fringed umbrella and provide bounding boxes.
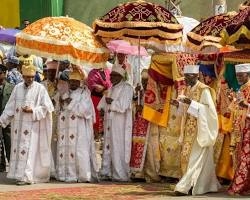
[93,0,183,47]
[186,12,237,51]
[220,7,250,49]
[0,28,20,45]
[16,16,109,68]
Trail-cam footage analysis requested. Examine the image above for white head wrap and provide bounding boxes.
[183,65,199,74]
[235,63,250,73]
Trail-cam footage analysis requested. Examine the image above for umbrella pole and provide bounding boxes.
[137,36,141,105]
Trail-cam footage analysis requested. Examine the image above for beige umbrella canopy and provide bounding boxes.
[16,16,109,68]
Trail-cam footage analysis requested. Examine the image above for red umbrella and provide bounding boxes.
[220,7,250,49]
[186,12,236,51]
[93,0,183,47]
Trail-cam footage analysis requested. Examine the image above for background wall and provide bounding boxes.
[20,0,64,28]
[64,0,244,26]
[0,0,245,28]
[0,0,20,28]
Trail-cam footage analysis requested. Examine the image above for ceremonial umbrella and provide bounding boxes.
[0,28,20,45]
[220,7,250,49]
[93,0,183,48]
[186,12,237,51]
[16,16,109,68]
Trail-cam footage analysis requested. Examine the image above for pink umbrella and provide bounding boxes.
[130,45,148,56]
[107,39,148,56]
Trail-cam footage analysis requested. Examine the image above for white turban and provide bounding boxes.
[183,65,199,74]
[235,63,250,73]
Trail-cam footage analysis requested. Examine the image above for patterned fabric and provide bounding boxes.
[87,68,111,135]
[180,83,205,173]
[221,7,250,49]
[7,68,23,85]
[186,12,236,51]
[228,80,250,195]
[130,111,149,171]
[16,17,109,67]
[93,0,183,46]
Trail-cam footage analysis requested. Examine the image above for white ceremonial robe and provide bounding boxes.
[98,81,133,181]
[56,87,98,182]
[0,82,54,183]
[175,85,221,195]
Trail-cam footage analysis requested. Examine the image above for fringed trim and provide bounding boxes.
[185,38,221,51]
[220,25,250,45]
[187,32,204,42]
[94,28,182,40]
[17,46,108,68]
[16,39,109,67]
[224,56,250,63]
[101,36,182,46]
[233,43,250,49]
[93,20,183,30]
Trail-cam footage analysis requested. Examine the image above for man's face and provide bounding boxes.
[47,69,56,82]
[23,20,30,27]
[23,75,35,87]
[236,72,249,85]
[0,71,6,84]
[69,79,80,90]
[116,53,126,64]
[110,72,123,85]
[184,73,199,86]
[203,74,215,85]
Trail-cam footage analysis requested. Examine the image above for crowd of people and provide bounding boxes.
[0,45,249,197]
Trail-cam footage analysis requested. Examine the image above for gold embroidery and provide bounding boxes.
[180,82,207,174]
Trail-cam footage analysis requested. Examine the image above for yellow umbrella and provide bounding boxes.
[16,16,109,68]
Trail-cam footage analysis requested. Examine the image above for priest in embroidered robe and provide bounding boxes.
[0,64,54,185]
[98,65,133,181]
[227,63,250,195]
[172,65,220,195]
[42,60,58,176]
[56,69,98,183]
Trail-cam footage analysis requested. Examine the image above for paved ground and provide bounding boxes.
[0,143,247,199]
[0,172,247,199]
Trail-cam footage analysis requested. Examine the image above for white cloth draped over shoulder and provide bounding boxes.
[0,82,54,183]
[98,81,133,181]
[175,83,221,195]
[56,87,98,182]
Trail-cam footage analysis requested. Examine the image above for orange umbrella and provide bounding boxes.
[16,16,109,68]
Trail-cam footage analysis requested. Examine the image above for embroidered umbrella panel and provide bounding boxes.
[220,7,250,49]
[93,0,183,46]
[16,16,109,68]
[186,12,237,51]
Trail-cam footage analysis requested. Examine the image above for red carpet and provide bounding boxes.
[0,183,173,200]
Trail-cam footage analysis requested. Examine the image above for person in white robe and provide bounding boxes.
[0,64,54,185]
[171,65,221,195]
[56,69,98,183]
[98,65,133,181]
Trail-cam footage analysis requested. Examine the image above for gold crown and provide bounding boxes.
[22,65,36,76]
